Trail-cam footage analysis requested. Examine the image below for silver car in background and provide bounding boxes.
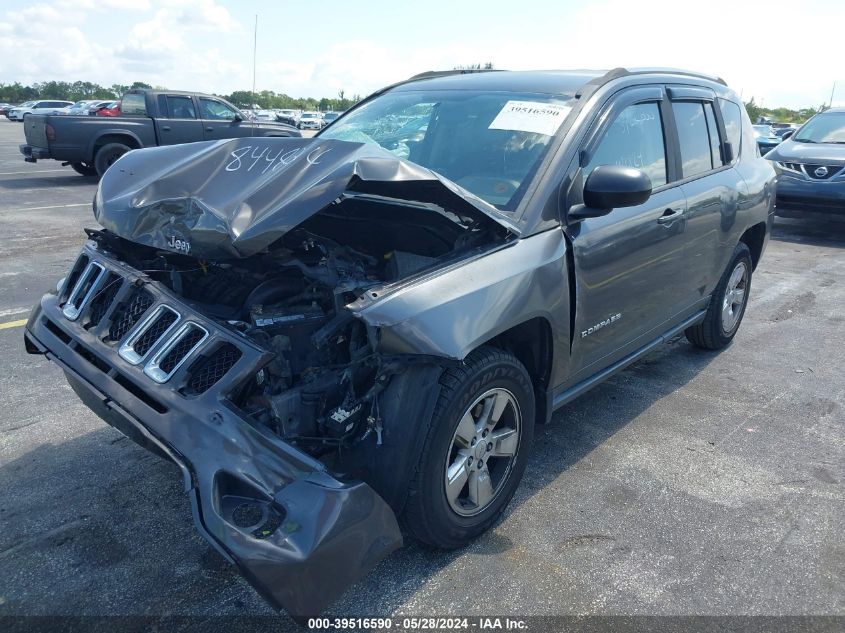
[7,100,74,121]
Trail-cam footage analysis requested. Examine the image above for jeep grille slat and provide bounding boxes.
[118,305,181,365]
[63,261,107,321]
[144,322,209,384]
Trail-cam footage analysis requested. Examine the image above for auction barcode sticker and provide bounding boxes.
[489,100,572,136]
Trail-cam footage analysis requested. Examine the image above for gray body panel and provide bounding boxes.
[351,70,774,397]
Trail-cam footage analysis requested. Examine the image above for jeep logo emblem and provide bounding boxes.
[814,166,829,178]
[168,235,191,254]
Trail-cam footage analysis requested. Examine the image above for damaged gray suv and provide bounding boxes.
[24,68,775,616]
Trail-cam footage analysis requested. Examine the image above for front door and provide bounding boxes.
[565,89,694,380]
[198,97,252,140]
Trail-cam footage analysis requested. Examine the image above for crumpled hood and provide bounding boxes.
[765,139,845,164]
[94,137,516,259]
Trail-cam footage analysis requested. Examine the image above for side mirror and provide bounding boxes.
[781,130,793,140]
[233,114,243,122]
[569,165,652,221]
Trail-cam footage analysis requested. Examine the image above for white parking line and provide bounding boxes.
[0,169,68,175]
[6,203,90,211]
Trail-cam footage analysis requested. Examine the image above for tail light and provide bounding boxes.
[46,123,56,141]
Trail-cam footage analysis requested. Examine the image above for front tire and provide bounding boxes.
[686,242,753,350]
[402,346,534,549]
[94,143,130,177]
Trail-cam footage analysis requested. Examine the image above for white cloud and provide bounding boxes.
[0,0,841,108]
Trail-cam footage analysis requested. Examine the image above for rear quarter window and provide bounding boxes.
[121,93,147,116]
[717,98,742,162]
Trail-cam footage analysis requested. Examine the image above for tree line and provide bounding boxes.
[0,80,361,111]
[743,98,831,124]
[0,79,830,122]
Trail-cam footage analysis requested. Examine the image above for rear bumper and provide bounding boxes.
[23,245,402,616]
[19,144,50,162]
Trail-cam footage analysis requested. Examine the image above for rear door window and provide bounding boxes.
[165,96,197,119]
[584,102,667,187]
[672,101,713,178]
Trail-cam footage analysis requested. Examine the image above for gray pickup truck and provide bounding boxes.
[19,89,300,177]
[24,68,774,617]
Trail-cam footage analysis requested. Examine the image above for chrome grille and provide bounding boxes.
[63,261,107,321]
[144,322,209,384]
[57,252,242,395]
[802,164,844,180]
[119,305,181,365]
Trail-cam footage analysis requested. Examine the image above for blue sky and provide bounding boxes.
[1,0,842,109]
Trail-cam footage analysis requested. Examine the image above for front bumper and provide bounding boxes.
[775,173,845,216]
[20,144,50,162]
[23,243,402,616]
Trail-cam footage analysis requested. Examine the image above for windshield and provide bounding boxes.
[319,89,572,210]
[302,113,317,119]
[794,112,845,143]
[753,125,773,137]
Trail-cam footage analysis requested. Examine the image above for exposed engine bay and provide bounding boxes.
[92,191,508,465]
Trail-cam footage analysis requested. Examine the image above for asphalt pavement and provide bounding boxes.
[0,120,842,629]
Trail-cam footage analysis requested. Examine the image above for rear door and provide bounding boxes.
[668,87,744,301]
[198,97,252,140]
[154,94,204,145]
[564,86,694,379]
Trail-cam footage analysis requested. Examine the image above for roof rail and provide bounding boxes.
[620,67,727,86]
[405,68,504,82]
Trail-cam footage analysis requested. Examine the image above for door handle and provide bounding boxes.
[657,208,684,225]
[206,126,213,132]
[161,125,171,131]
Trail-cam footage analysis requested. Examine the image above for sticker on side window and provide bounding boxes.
[488,101,572,136]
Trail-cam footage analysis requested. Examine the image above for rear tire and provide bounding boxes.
[402,346,534,549]
[686,242,753,350]
[70,162,97,177]
[94,143,130,177]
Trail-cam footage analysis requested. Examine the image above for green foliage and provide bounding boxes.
[0,80,362,111]
[743,98,825,124]
[223,88,359,112]
[453,62,495,70]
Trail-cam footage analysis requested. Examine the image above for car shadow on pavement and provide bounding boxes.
[0,336,717,622]
[0,175,96,190]
[771,217,845,249]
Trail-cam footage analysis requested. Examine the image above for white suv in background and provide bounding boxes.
[8,100,74,121]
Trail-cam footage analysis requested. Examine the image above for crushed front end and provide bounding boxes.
[23,239,404,617]
[23,137,513,614]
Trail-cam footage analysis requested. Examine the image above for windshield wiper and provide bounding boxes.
[793,138,816,143]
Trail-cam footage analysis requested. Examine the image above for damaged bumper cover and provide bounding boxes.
[23,244,402,616]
